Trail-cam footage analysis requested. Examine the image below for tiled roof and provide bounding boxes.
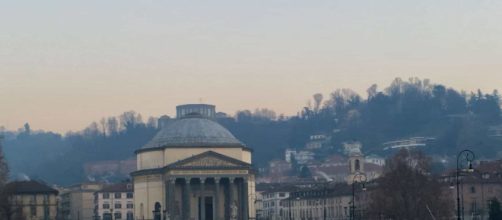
[4,180,58,195]
[98,183,133,193]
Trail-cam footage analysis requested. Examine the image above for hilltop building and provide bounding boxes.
[305,134,330,150]
[4,180,58,220]
[382,137,435,151]
[132,104,256,220]
[285,149,315,165]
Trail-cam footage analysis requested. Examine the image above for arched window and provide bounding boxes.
[355,159,360,171]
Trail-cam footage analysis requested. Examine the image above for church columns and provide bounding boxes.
[200,178,206,220]
[167,176,247,220]
[241,178,249,220]
[228,177,237,220]
[182,178,191,220]
[215,178,221,220]
[167,178,176,220]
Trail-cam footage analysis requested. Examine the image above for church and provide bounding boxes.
[132,104,256,220]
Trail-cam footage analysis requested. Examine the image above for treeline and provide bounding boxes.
[1,77,501,185]
[2,111,158,185]
[290,77,501,156]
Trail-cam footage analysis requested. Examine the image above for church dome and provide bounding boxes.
[141,114,244,149]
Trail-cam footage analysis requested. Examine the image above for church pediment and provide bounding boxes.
[168,151,251,169]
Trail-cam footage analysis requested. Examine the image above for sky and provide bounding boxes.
[1,0,501,133]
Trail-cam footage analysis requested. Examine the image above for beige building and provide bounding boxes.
[132,105,256,220]
[94,183,134,220]
[60,182,104,220]
[442,160,502,220]
[4,180,59,220]
[284,184,354,220]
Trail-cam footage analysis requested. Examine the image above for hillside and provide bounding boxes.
[2,77,501,185]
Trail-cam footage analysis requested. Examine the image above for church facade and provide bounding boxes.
[132,104,256,220]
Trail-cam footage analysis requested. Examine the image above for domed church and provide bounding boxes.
[132,104,255,220]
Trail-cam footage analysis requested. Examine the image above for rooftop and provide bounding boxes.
[141,114,245,149]
[98,183,133,193]
[4,180,58,195]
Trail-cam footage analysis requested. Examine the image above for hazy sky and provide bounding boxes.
[1,0,501,133]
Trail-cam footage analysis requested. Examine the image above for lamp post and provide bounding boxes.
[323,182,328,220]
[456,150,475,220]
[351,173,367,220]
[288,192,292,220]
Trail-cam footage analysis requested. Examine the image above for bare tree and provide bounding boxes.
[253,108,277,120]
[147,116,158,128]
[0,135,8,187]
[119,111,143,131]
[367,149,453,219]
[366,84,378,99]
[0,135,14,220]
[107,117,119,135]
[99,118,107,137]
[313,93,323,113]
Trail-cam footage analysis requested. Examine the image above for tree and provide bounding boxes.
[313,93,324,113]
[120,111,143,131]
[23,123,30,135]
[107,117,119,135]
[367,149,453,219]
[0,135,15,220]
[0,135,8,187]
[489,198,502,220]
[299,166,312,178]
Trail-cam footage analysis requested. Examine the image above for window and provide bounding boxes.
[114,212,122,219]
[126,192,133,198]
[115,203,122,209]
[470,186,476,194]
[115,193,122,199]
[126,203,134,209]
[30,205,36,216]
[126,212,134,220]
[103,193,110,199]
[103,203,110,209]
[103,213,112,220]
[279,193,285,197]
[471,201,478,213]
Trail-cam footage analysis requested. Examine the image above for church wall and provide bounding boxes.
[133,174,165,220]
[163,147,248,165]
[138,150,164,170]
[248,175,256,219]
[242,150,252,164]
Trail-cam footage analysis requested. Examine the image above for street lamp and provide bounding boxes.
[323,182,328,220]
[351,173,367,220]
[456,150,475,220]
[152,202,162,220]
[288,193,293,220]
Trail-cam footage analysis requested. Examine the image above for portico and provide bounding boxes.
[165,176,249,220]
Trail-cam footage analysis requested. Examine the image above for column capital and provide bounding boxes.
[184,177,191,184]
[229,177,236,183]
[214,177,221,183]
[168,177,176,184]
[200,177,206,184]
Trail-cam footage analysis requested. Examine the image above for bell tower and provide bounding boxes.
[346,150,365,184]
